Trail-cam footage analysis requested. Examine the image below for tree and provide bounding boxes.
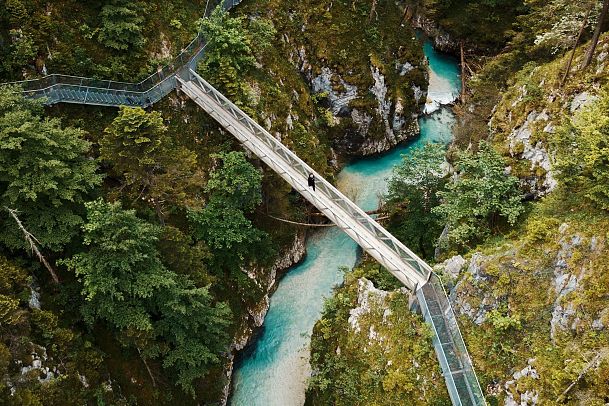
[189,152,270,265]
[432,142,524,249]
[62,199,232,394]
[100,107,204,219]
[152,279,231,395]
[552,91,609,209]
[62,199,173,331]
[197,7,275,106]
[0,87,102,251]
[583,0,609,68]
[385,144,447,259]
[97,0,145,51]
[188,152,272,300]
[204,151,263,211]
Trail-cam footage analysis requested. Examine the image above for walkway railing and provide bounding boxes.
[178,68,485,406]
[1,3,486,403]
[418,275,486,405]
[0,0,243,107]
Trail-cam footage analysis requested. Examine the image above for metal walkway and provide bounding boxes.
[1,4,486,405]
[1,0,243,108]
[178,69,485,405]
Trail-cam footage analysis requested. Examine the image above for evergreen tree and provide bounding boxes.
[97,0,145,51]
[100,107,204,217]
[0,87,101,251]
[63,199,232,395]
[62,199,173,331]
[189,152,268,266]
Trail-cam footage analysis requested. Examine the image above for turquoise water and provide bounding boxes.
[229,39,460,406]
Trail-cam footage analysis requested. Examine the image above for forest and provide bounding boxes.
[2,0,609,405]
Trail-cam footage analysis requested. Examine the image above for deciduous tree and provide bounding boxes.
[432,142,524,249]
[385,143,447,259]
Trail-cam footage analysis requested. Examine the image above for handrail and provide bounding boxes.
[0,0,241,105]
[179,68,432,290]
[179,69,485,404]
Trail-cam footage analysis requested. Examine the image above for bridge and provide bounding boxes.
[1,3,485,405]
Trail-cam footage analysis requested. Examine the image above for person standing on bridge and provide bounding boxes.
[308,173,316,192]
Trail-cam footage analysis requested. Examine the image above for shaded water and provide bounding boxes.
[229,39,460,406]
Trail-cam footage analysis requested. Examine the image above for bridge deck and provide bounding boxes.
[178,69,431,291]
[178,69,485,405]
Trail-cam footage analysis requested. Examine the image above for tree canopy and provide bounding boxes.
[97,0,145,51]
[197,7,275,106]
[385,143,447,259]
[432,142,524,248]
[0,87,102,251]
[62,199,231,395]
[100,107,204,216]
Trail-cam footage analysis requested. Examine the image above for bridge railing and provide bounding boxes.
[182,68,432,288]
[417,275,486,405]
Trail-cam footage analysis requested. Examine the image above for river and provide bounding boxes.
[229,38,461,406]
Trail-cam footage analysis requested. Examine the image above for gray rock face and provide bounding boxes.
[410,13,462,53]
[504,360,540,406]
[507,110,557,195]
[570,91,598,113]
[311,67,358,116]
[449,253,498,325]
[348,278,390,333]
[442,255,466,279]
[550,231,583,340]
[310,64,421,157]
[220,231,307,406]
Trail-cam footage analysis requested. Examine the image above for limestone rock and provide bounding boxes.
[442,255,466,279]
[507,110,557,195]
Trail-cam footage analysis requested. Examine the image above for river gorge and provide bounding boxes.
[230,37,461,406]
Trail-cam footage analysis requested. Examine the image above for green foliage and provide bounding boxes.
[307,264,450,405]
[189,152,266,261]
[433,142,524,249]
[189,152,271,303]
[62,199,231,395]
[189,200,266,255]
[552,91,609,210]
[420,0,526,50]
[486,307,522,331]
[62,199,173,331]
[0,87,102,251]
[385,143,447,259]
[204,151,263,211]
[97,0,145,51]
[197,7,257,104]
[151,278,231,395]
[0,255,123,405]
[3,30,37,74]
[100,107,203,213]
[197,7,276,107]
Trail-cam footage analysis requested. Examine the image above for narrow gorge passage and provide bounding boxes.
[229,39,461,406]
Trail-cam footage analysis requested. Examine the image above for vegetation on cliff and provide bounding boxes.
[310,0,609,405]
[0,0,428,404]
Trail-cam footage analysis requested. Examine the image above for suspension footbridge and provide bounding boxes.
[1,2,485,404]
